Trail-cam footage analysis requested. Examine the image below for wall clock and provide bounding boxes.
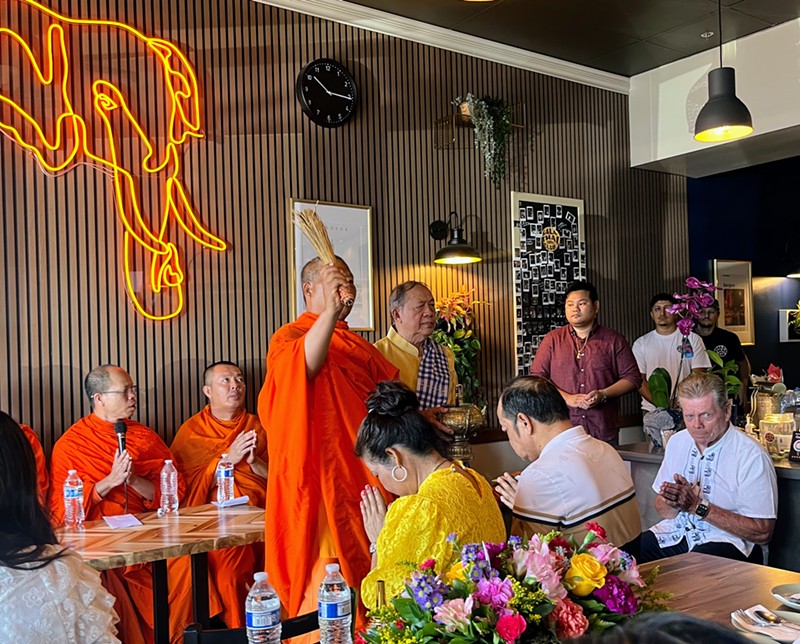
[295,58,358,127]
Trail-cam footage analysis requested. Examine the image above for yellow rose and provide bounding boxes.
[565,553,607,596]
[446,561,466,583]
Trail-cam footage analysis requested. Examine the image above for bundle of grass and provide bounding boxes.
[293,207,355,306]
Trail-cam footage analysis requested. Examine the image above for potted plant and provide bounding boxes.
[453,93,514,186]
[431,285,485,406]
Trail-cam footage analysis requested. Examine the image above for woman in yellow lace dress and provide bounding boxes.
[356,382,505,609]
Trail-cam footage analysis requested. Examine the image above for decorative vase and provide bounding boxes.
[438,403,485,465]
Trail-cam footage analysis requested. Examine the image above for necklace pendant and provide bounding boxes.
[576,351,583,360]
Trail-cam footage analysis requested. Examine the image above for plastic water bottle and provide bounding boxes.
[158,460,179,516]
[216,453,234,504]
[318,563,352,644]
[245,571,281,644]
[63,469,85,528]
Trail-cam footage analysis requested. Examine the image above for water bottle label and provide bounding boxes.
[218,468,234,478]
[64,487,83,499]
[246,608,281,629]
[318,599,351,620]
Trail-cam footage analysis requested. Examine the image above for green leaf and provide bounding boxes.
[707,349,723,367]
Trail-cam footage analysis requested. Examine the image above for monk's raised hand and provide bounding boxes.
[319,263,347,315]
[360,484,387,543]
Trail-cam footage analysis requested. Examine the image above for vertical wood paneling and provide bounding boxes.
[0,0,687,449]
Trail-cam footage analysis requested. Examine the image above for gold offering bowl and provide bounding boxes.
[438,404,486,464]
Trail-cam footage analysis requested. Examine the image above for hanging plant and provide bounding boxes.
[453,93,513,186]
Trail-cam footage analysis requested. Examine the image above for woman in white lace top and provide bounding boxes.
[0,411,120,643]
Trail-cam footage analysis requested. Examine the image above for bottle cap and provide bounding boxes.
[221,453,229,458]
[68,469,77,474]
[254,572,268,582]
[164,459,172,464]
[325,563,340,573]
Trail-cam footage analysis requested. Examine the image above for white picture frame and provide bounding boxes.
[288,199,374,331]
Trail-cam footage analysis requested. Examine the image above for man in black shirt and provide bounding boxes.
[696,299,750,411]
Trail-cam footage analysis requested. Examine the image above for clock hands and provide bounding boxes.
[328,91,353,101]
[311,76,352,101]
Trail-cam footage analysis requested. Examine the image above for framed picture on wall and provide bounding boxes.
[779,309,800,343]
[510,192,585,374]
[288,199,374,331]
[713,259,754,345]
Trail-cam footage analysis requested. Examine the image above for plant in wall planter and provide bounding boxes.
[453,93,513,186]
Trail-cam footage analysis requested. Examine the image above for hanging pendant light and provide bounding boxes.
[429,211,481,265]
[694,0,753,143]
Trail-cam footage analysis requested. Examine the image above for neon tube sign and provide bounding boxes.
[0,0,226,320]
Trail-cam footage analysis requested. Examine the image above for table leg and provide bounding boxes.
[152,559,170,643]
[191,551,210,628]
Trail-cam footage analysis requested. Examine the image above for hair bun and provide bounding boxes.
[366,381,419,416]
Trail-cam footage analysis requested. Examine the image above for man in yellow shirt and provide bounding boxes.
[375,281,457,408]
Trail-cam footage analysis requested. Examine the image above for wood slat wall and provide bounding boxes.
[0,0,688,454]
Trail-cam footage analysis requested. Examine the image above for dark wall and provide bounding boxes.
[688,156,800,385]
[0,0,688,450]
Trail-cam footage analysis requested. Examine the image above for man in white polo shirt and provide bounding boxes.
[494,376,640,551]
[639,372,777,563]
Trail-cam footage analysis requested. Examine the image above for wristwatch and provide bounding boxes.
[694,500,710,519]
[369,542,377,554]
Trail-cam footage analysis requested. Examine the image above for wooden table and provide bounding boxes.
[641,552,800,626]
[59,503,264,643]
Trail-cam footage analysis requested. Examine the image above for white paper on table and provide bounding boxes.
[103,514,143,529]
[212,495,249,508]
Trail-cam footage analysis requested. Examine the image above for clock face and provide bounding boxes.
[295,58,358,128]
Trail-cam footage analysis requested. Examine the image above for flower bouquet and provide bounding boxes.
[359,523,669,644]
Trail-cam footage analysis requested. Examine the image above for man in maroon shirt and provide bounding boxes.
[531,281,641,444]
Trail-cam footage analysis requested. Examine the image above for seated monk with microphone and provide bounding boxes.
[48,365,222,644]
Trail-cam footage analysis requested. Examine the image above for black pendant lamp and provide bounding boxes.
[694,0,753,142]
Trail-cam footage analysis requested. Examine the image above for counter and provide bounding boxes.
[617,441,800,572]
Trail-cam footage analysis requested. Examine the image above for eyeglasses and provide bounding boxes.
[99,386,139,396]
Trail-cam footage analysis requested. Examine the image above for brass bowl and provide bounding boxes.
[438,404,486,464]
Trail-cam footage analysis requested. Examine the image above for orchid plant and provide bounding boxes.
[667,276,717,337]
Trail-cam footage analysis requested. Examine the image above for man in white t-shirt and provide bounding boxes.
[639,372,777,563]
[494,376,641,552]
[632,292,711,411]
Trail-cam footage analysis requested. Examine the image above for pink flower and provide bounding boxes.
[551,598,589,638]
[584,521,607,541]
[617,559,644,588]
[697,292,715,307]
[473,576,514,610]
[420,558,436,571]
[433,596,473,632]
[685,276,702,289]
[589,543,621,565]
[677,317,695,336]
[496,612,527,643]
[686,299,700,316]
[520,536,567,599]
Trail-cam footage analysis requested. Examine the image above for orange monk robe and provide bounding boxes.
[257,312,399,624]
[171,406,268,627]
[21,423,49,505]
[48,415,222,644]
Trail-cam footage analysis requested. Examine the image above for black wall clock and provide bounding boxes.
[295,58,358,127]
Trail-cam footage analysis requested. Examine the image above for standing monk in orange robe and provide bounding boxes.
[20,423,49,505]
[258,258,399,626]
[171,360,268,628]
[48,365,221,644]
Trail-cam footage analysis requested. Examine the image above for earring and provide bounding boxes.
[391,465,408,482]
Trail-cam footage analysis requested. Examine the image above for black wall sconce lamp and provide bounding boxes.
[428,210,481,265]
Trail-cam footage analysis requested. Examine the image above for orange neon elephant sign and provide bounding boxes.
[0,0,226,320]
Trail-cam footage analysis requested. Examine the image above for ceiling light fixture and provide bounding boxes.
[429,211,481,265]
[694,0,753,143]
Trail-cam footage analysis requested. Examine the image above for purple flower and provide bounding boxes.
[666,303,683,315]
[592,574,638,614]
[676,317,695,336]
[686,299,700,317]
[409,571,450,610]
[507,535,522,549]
[473,576,514,610]
[446,533,458,544]
[685,276,702,289]
[697,292,715,308]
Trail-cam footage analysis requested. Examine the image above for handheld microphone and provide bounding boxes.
[114,420,127,454]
